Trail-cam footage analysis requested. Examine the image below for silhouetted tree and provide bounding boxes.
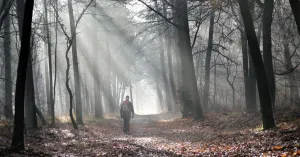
[238,0,276,129]
[11,0,34,150]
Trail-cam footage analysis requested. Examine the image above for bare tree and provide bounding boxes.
[203,10,215,110]
[11,0,34,150]
[238,0,276,129]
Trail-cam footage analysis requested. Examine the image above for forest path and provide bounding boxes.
[1,110,300,156]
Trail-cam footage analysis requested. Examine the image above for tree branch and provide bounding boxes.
[137,0,181,29]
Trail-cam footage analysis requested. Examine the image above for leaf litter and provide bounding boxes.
[0,109,300,156]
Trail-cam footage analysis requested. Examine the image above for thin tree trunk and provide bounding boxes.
[53,0,58,115]
[4,8,13,120]
[66,45,78,130]
[129,76,133,105]
[238,0,276,129]
[0,0,13,29]
[154,0,172,111]
[44,0,55,125]
[213,57,217,107]
[83,72,88,116]
[25,38,37,130]
[11,0,34,150]
[156,78,164,111]
[120,82,126,105]
[58,73,64,114]
[289,0,300,35]
[163,1,176,111]
[45,59,51,116]
[67,0,83,124]
[203,11,215,110]
[248,51,257,109]
[262,0,276,107]
[241,29,252,112]
[92,1,103,118]
[34,64,41,108]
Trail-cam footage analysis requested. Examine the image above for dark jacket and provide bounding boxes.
[120,100,134,117]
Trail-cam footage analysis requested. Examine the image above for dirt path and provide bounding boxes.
[1,111,300,156]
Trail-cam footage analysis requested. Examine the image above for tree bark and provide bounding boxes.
[202,11,215,110]
[163,1,176,111]
[238,0,276,129]
[154,0,172,111]
[4,8,13,120]
[11,0,34,150]
[289,0,300,35]
[67,0,83,124]
[66,44,78,130]
[241,29,252,112]
[44,0,55,125]
[175,0,203,119]
[262,0,276,107]
[0,0,13,29]
[44,59,51,116]
[92,2,103,118]
[213,56,217,107]
[24,40,37,130]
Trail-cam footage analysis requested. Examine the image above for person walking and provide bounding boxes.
[120,95,134,133]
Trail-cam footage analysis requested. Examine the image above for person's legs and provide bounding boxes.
[124,112,131,133]
[123,117,126,133]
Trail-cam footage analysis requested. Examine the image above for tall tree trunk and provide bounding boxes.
[248,0,258,111]
[53,0,58,115]
[248,51,257,109]
[238,0,276,129]
[105,35,114,113]
[129,76,133,105]
[255,21,263,108]
[0,0,13,29]
[92,2,103,118]
[34,64,41,108]
[120,84,125,104]
[67,0,83,124]
[94,56,103,118]
[154,0,172,111]
[84,75,91,116]
[58,73,64,114]
[289,0,300,35]
[44,59,51,116]
[213,57,217,107]
[163,1,176,111]
[156,78,164,111]
[44,0,55,125]
[203,11,215,110]
[25,38,37,130]
[4,9,13,120]
[262,0,276,107]
[66,45,78,130]
[175,0,203,119]
[11,0,34,150]
[241,29,252,112]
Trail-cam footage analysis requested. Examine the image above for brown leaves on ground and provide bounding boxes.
[1,109,300,156]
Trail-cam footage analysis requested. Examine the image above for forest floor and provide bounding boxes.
[1,109,300,156]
